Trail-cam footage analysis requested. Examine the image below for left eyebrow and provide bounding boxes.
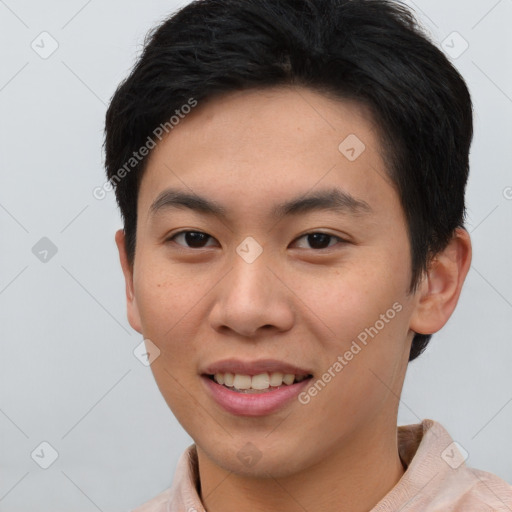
[148,187,373,220]
[271,187,373,219]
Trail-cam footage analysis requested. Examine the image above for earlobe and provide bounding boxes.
[409,228,472,335]
[115,229,143,334]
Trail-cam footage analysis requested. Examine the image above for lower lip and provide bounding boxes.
[201,375,312,417]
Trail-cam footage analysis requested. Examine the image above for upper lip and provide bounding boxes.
[202,359,312,377]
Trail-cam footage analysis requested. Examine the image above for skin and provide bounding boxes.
[116,86,472,512]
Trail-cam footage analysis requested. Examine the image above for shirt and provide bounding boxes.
[132,419,512,511]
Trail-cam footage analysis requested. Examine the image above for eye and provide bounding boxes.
[166,230,346,250]
[292,232,346,250]
[167,230,218,249]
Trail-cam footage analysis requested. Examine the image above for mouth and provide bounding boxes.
[200,359,315,415]
[204,372,314,394]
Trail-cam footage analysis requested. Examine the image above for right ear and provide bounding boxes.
[115,229,142,334]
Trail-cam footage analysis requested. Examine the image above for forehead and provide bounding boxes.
[138,86,397,222]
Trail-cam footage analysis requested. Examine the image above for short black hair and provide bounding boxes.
[104,0,473,361]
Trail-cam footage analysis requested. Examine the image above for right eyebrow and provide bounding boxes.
[149,189,228,219]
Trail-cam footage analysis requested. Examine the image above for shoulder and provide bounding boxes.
[130,444,201,512]
[433,466,512,511]
[417,420,512,510]
[375,419,512,511]
[131,488,173,512]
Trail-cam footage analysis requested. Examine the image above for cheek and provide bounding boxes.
[300,310,409,444]
[133,262,208,420]
[292,251,407,342]
[133,259,200,354]
[295,250,411,404]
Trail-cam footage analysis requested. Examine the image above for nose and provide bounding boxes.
[208,251,294,338]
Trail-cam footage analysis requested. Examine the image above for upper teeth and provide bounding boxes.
[214,372,307,390]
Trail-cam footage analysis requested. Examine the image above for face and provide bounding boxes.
[119,86,424,478]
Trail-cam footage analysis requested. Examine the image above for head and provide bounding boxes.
[104,0,472,479]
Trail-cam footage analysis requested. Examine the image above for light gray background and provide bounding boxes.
[0,0,511,510]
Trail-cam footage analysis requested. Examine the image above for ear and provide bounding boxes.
[115,229,142,334]
[409,227,472,335]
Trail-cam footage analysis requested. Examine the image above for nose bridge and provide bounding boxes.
[228,244,273,308]
[208,240,294,336]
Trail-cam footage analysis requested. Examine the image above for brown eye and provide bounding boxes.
[293,232,345,250]
[169,231,217,248]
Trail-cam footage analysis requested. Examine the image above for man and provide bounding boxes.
[104,0,512,510]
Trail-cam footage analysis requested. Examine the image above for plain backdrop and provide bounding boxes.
[0,0,511,510]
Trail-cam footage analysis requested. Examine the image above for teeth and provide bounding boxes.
[224,373,234,387]
[233,374,251,390]
[213,372,309,391]
[282,373,295,385]
[251,373,270,390]
[269,372,283,386]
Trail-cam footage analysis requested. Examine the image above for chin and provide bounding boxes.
[204,440,315,479]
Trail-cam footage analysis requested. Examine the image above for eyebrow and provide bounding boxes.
[149,187,373,220]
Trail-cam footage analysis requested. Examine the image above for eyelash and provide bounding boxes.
[166,230,347,251]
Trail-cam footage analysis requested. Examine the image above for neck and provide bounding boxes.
[196,420,405,512]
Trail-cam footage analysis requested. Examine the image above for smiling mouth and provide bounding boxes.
[206,372,313,393]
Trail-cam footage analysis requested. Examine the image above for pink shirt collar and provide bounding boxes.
[133,419,512,511]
